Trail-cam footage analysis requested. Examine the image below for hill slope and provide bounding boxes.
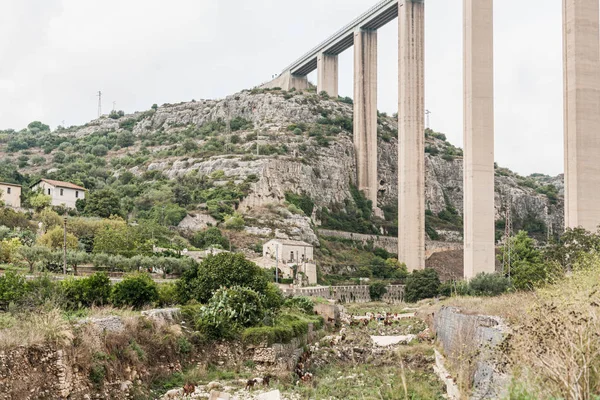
[0,87,563,250]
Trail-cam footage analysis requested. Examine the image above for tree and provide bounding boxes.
[66,251,90,276]
[404,269,441,303]
[38,226,79,251]
[111,273,159,309]
[27,121,50,132]
[177,253,268,304]
[508,231,559,290]
[84,189,123,218]
[369,282,388,301]
[0,237,22,263]
[18,246,50,273]
[545,227,600,271]
[36,208,62,232]
[93,223,136,257]
[29,193,51,211]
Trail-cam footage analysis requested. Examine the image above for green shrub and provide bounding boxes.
[404,269,441,303]
[283,296,314,314]
[0,271,27,308]
[190,227,229,249]
[263,283,284,310]
[195,286,266,339]
[284,192,314,216]
[111,273,158,309]
[369,282,388,301]
[468,273,511,296]
[157,282,179,307]
[62,272,111,309]
[177,253,268,304]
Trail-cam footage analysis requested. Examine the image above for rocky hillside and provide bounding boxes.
[0,87,563,248]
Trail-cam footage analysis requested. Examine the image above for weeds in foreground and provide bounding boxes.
[0,308,73,348]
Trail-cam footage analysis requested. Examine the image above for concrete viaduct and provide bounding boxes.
[263,0,600,278]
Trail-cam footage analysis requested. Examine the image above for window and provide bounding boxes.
[290,251,294,262]
[47,188,51,195]
[60,189,64,196]
[6,188,10,195]
[75,191,79,198]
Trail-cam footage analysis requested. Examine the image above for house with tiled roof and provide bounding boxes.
[31,179,86,209]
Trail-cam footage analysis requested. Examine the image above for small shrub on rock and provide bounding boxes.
[283,296,314,314]
[111,273,158,309]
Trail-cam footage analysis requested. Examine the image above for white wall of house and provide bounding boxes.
[263,240,314,263]
[0,184,21,208]
[32,181,85,209]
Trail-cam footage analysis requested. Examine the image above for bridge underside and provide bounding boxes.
[261,0,600,278]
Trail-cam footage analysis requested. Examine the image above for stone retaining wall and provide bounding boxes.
[318,229,462,258]
[281,284,405,303]
[433,306,510,400]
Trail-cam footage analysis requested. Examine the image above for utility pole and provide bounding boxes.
[63,217,67,275]
[425,109,431,130]
[275,244,279,284]
[97,91,102,117]
[502,196,513,281]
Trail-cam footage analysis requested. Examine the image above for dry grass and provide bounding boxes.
[0,308,74,348]
[429,256,600,399]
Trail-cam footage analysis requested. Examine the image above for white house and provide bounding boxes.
[0,182,21,208]
[262,239,317,285]
[31,179,86,209]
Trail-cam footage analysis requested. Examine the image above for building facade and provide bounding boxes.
[31,179,86,209]
[262,239,317,284]
[0,183,21,208]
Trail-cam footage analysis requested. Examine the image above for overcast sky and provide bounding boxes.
[0,0,565,176]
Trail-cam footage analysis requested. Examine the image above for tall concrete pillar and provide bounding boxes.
[353,29,378,206]
[398,0,425,271]
[463,0,495,279]
[317,52,339,97]
[563,0,600,231]
[262,71,308,91]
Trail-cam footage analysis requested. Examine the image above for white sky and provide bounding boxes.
[0,0,566,176]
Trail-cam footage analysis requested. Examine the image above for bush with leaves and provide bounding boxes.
[190,227,230,250]
[508,231,560,290]
[404,268,441,303]
[0,237,22,263]
[0,271,27,308]
[38,227,79,251]
[283,296,314,314]
[177,253,268,304]
[194,286,266,339]
[369,282,388,301]
[468,273,511,296]
[223,212,245,230]
[62,272,111,309]
[111,273,158,309]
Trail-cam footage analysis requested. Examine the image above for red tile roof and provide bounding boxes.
[33,179,86,191]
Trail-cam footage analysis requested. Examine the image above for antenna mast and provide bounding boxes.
[97,91,102,117]
[425,109,431,129]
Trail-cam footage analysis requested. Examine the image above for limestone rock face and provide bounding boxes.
[60,89,564,241]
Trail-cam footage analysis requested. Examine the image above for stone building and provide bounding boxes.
[262,239,317,285]
[0,182,21,208]
[30,179,86,209]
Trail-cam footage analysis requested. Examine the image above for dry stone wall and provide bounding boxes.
[281,284,405,303]
[433,306,510,400]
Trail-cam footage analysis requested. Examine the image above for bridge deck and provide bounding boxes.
[287,0,400,76]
